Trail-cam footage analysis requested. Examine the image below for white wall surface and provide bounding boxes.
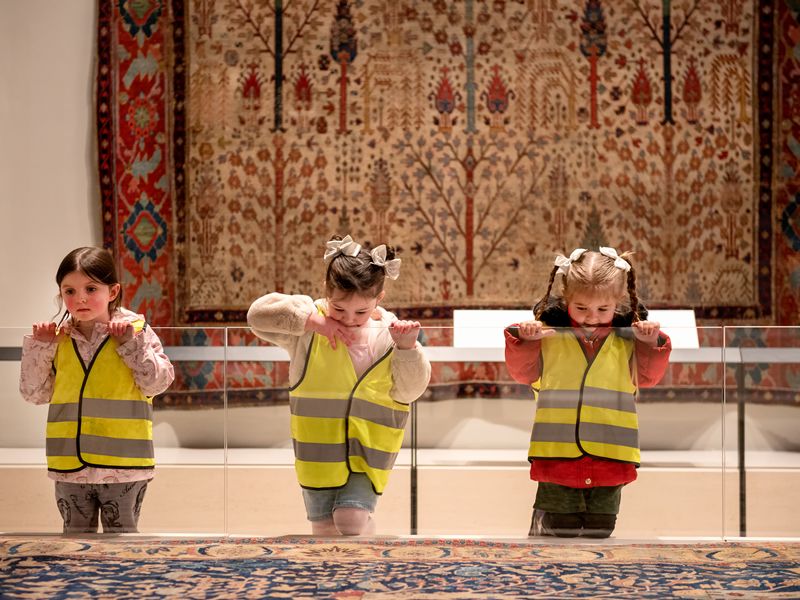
[0,0,99,446]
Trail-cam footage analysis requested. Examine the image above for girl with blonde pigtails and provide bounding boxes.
[505,247,672,538]
[248,234,430,536]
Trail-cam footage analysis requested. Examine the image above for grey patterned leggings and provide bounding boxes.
[54,480,149,534]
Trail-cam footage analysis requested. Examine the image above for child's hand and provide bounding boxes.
[306,313,355,350]
[516,320,555,341]
[632,320,660,346]
[31,322,68,343]
[390,320,421,350]
[107,319,135,344]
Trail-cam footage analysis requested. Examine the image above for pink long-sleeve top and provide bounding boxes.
[19,307,175,484]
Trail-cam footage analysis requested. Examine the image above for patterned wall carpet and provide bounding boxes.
[2,536,800,598]
[97,0,800,327]
[96,1,800,410]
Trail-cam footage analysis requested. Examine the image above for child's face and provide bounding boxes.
[60,270,119,325]
[566,291,617,331]
[326,289,384,328]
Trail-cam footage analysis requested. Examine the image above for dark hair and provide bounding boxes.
[55,247,122,321]
[324,235,396,298]
[534,249,641,322]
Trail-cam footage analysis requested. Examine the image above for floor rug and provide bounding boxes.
[1,536,799,599]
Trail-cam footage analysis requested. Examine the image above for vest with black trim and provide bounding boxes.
[46,322,154,472]
[289,318,409,494]
[528,330,640,465]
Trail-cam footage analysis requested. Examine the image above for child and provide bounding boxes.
[19,247,174,534]
[247,234,431,536]
[505,247,672,538]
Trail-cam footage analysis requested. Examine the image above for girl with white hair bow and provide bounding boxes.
[247,234,430,537]
[504,247,672,539]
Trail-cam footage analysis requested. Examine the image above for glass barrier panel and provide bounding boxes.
[414,324,726,539]
[1,327,55,534]
[147,327,226,534]
[224,327,412,536]
[12,320,781,540]
[723,326,800,539]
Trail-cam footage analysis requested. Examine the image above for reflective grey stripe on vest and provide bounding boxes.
[581,387,637,413]
[289,396,408,430]
[81,397,153,420]
[290,397,349,418]
[48,403,79,422]
[532,422,639,448]
[531,422,575,443]
[47,399,152,423]
[349,438,398,471]
[350,397,409,430]
[537,388,636,412]
[293,439,399,470]
[46,437,78,457]
[293,440,347,463]
[536,389,579,409]
[81,435,153,458]
[580,422,639,448]
[47,435,153,459]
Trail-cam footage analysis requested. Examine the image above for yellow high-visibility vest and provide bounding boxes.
[289,313,409,494]
[46,322,154,472]
[528,331,640,465]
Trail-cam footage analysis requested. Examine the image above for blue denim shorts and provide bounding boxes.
[302,472,379,521]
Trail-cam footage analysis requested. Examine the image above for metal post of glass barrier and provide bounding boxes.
[736,360,746,537]
[410,400,418,535]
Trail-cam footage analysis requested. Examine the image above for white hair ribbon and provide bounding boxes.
[599,246,631,272]
[554,248,587,275]
[370,245,401,280]
[324,235,362,261]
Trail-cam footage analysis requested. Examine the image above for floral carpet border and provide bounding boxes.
[2,536,798,564]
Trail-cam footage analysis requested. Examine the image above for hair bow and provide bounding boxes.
[599,247,631,272]
[554,248,587,275]
[324,235,362,261]
[370,245,401,280]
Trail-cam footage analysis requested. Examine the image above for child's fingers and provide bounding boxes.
[518,321,551,340]
[33,322,58,341]
[107,321,133,340]
[335,325,354,346]
[634,321,653,333]
[633,321,659,340]
[391,321,411,333]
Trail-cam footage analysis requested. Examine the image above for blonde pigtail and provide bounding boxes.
[535,265,560,319]
[620,252,641,323]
